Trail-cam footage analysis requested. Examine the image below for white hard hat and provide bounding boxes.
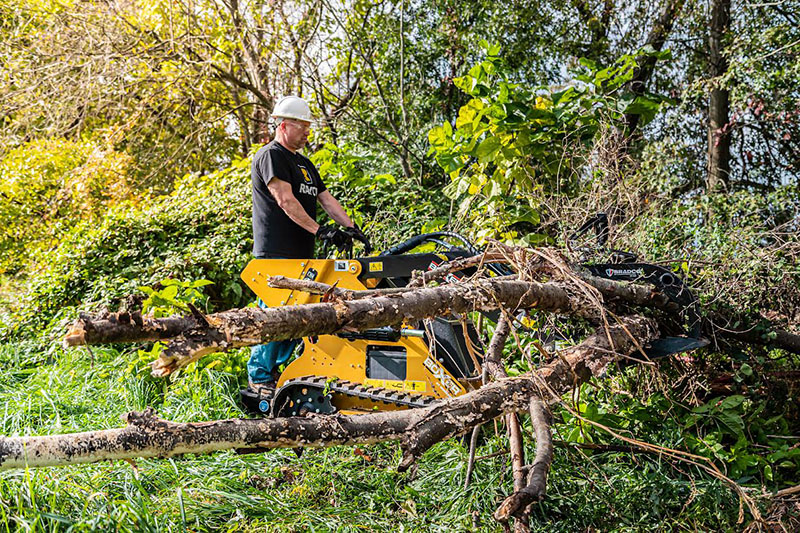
[271,96,314,123]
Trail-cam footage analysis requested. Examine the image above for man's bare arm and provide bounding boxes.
[268,178,320,234]
[317,190,354,228]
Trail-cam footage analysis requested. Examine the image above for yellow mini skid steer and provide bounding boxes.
[239,232,507,417]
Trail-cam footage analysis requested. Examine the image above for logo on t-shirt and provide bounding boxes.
[297,165,317,196]
[299,183,317,196]
[299,166,313,184]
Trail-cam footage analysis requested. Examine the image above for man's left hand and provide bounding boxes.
[316,224,353,253]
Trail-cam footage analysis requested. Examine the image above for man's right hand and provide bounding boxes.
[345,223,372,254]
[316,224,353,252]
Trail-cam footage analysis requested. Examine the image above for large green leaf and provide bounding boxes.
[475,136,501,163]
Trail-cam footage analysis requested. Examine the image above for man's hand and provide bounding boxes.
[345,223,372,254]
[316,224,353,252]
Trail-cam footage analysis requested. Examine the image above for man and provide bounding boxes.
[248,95,365,395]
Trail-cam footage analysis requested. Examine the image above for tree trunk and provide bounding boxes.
[64,265,800,378]
[2,317,658,469]
[622,0,685,137]
[706,0,732,192]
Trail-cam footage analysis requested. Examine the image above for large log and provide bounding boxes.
[62,255,800,378]
[66,277,600,376]
[1,317,658,469]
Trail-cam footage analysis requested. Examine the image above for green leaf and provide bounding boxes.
[427,126,447,148]
[475,136,501,163]
[453,75,475,94]
[161,285,179,299]
[552,87,578,106]
[229,282,243,299]
[374,173,396,184]
[578,57,597,71]
[456,99,483,129]
[622,96,662,124]
[718,412,745,438]
[511,207,540,225]
[442,120,453,137]
[720,395,746,410]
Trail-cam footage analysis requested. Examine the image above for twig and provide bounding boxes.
[475,449,510,462]
[775,484,800,498]
[464,425,482,489]
[465,367,490,489]
[267,275,412,299]
[408,252,510,288]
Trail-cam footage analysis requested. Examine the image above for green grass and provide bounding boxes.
[0,340,751,532]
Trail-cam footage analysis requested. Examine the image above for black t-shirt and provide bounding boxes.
[252,141,327,258]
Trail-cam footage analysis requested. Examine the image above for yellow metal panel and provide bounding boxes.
[240,258,365,307]
[278,335,465,401]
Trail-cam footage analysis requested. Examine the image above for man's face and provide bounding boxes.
[281,118,311,151]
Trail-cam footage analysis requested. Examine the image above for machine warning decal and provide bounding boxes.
[365,378,426,392]
[369,261,384,272]
[423,356,462,397]
[334,261,349,271]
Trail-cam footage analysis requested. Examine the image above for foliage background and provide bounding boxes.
[0,0,798,530]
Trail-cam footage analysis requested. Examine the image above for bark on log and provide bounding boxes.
[64,267,800,379]
[507,412,529,533]
[67,277,599,377]
[2,317,658,469]
[267,275,411,299]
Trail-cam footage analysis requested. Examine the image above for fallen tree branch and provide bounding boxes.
[65,254,800,372]
[494,399,554,521]
[506,412,529,533]
[775,484,800,498]
[2,317,658,469]
[463,422,482,489]
[481,314,530,532]
[66,277,601,377]
[267,275,411,299]
[397,315,656,470]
